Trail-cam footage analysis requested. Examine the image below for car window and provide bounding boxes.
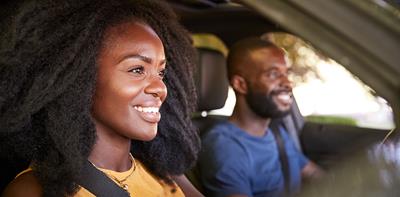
[197,32,395,130]
[268,32,395,130]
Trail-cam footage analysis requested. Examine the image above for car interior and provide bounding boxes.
[166,0,399,192]
[189,33,390,194]
[1,0,399,194]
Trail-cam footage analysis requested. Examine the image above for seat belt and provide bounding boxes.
[76,160,130,197]
[270,123,291,195]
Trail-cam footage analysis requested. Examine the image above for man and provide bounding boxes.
[198,37,323,197]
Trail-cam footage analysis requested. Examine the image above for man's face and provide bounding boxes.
[244,47,293,119]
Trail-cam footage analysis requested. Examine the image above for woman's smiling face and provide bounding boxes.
[92,21,167,141]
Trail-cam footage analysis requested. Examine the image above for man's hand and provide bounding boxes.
[301,161,325,180]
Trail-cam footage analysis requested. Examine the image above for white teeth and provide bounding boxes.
[277,94,291,101]
[134,106,159,113]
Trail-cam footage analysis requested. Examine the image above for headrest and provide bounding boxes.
[195,48,229,111]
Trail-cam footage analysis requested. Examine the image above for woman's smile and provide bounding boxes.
[133,105,161,123]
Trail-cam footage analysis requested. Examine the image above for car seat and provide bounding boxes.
[192,47,230,135]
[186,47,229,192]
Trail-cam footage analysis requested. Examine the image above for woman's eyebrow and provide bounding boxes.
[119,54,153,64]
[119,54,166,65]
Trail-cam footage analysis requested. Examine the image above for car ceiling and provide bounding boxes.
[167,0,284,47]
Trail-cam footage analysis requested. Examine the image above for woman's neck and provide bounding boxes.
[88,128,132,172]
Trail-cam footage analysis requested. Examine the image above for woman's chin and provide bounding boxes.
[136,130,158,141]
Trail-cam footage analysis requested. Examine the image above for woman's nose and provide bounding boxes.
[144,75,167,101]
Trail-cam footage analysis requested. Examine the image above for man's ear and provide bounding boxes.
[231,75,248,95]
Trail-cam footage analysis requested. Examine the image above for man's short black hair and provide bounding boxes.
[227,36,278,81]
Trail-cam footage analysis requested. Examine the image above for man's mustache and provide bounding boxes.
[270,88,292,96]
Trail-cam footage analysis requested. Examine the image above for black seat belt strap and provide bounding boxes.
[76,160,130,197]
[271,123,291,195]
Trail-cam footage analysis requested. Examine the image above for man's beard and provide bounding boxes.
[245,86,291,119]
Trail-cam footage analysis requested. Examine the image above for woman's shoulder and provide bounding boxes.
[2,170,42,197]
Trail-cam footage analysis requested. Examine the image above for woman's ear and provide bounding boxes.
[230,75,248,95]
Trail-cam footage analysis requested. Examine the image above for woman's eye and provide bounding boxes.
[159,69,166,78]
[128,66,145,75]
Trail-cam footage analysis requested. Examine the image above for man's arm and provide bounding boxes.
[301,161,325,180]
[225,195,248,197]
[173,175,204,197]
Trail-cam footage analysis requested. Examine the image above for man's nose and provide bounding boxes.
[144,75,167,101]
[280,74,292,90]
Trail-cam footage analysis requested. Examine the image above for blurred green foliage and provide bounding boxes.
[306,115,358,126]
[266,32,327,85]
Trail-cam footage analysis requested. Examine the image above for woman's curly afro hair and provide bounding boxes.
[0,0,200,196]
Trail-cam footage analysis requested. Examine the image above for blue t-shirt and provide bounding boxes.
[198,121,309,197]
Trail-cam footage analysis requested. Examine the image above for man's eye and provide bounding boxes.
[267,70,280,79]
[129,66,144,75]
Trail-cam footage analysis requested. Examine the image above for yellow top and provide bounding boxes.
[17,160,184,197]
[76,160,184,197]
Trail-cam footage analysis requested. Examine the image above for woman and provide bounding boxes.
[0,0,201,196]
